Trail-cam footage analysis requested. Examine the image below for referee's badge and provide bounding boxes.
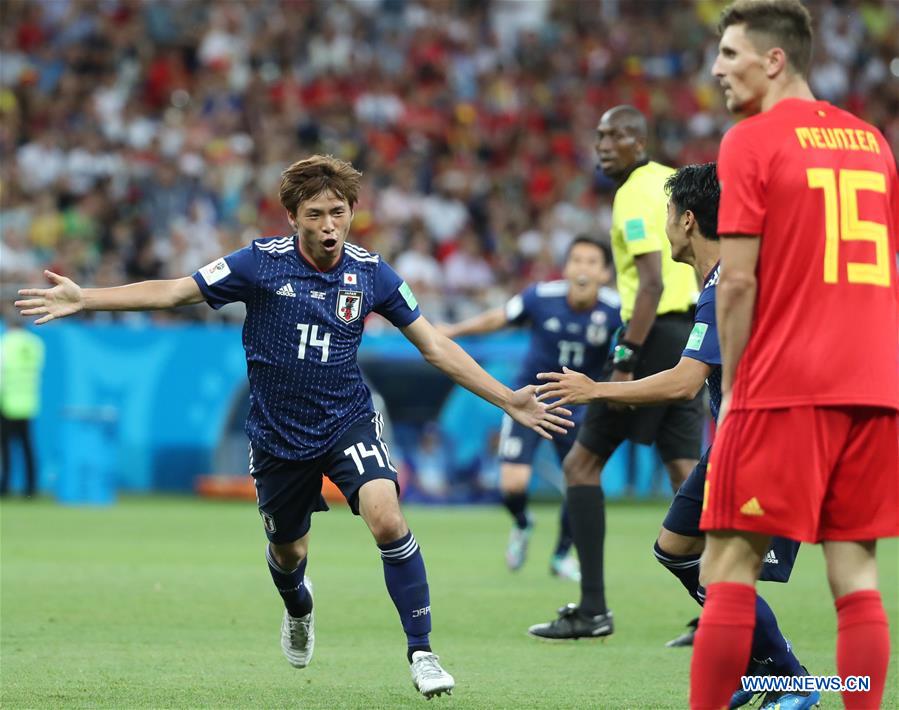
[337,290,363,323]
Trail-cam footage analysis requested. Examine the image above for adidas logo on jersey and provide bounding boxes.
[276,283,296,298]
[739,497,765,517]
[764,550,779,565]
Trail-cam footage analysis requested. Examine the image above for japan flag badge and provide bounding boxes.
[344,273,357,285]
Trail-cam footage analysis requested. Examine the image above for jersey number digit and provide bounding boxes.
[297,323,331,362]
[558,340,585,367]
[806,168,890,287]
[343,441,395,475]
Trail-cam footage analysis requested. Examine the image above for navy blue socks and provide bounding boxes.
[553,500,574,557]
[266,545,313,618]
[379,530,432,662]
[502,492,530,530]
[751,594,804,675]
[653,540,703,605]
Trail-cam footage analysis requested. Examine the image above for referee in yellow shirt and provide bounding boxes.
[529,105,702,641]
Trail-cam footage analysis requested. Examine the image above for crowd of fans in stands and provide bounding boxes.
[2,0,897,322]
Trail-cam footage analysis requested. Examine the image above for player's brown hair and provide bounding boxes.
[719,0,813,76]
[279,155,363,216]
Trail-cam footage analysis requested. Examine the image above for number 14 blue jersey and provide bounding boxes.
[192,236,421,461]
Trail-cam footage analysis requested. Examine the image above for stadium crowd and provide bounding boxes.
[2,0,897,322]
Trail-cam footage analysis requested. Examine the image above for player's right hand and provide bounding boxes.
[15,270,84,325]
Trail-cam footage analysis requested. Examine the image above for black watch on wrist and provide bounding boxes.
[612,340,641,374]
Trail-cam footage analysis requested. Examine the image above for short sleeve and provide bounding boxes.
[612,184,665,257]
[373,259,422,328]
[682,300,721,366]
[505,285,537,325]
[192,246,256,309]
[717,124,766,236]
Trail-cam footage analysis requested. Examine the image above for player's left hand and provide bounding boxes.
[534,367,597,407]
[507,385,574,440]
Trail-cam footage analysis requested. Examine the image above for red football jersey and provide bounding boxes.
[717,98,899,411]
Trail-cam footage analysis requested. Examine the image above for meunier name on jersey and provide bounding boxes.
[795,126,881,153]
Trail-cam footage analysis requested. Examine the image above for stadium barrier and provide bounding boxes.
[4,323,671,502]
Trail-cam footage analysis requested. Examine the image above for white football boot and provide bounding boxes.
[280,577,314,668]
[410,651,455,699]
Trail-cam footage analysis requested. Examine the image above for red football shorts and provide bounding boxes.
[702,406,899,543]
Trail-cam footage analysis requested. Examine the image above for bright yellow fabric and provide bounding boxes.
[0,329,45,419]
[610,161,697,320]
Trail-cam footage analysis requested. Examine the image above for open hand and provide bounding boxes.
[535,367,598,407]
[506,385,574,440]
[15,270,84,325]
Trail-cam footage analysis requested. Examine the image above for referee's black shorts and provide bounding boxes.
[576,311,704,463]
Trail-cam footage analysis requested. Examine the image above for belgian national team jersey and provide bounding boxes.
[718,98,899,411]
[192,237,421,460]
[505,281,622,406]
[681,264,722,421]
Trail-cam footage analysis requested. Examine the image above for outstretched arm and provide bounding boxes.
[436,306,507,339]
[16,270,205,325]
[401,315,573,440]
[535,356,711,407]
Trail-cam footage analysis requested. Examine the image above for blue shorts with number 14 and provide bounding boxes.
[250,411,400,543]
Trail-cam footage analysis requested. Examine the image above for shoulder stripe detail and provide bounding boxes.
[344,242,375,258]
[258,244,295,254]
[345,249,380,263]
[598,286,621,308]
[257,236,293,247]
[535,280,569,297]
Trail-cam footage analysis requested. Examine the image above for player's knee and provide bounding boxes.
[270,539,308,570]
[367,510,408,545]
[562,450,601,486]
[656,527,704,558]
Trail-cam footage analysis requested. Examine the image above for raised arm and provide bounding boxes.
[536,356,711,407]
[401,315,572,440]
[437,306,507,339]
[15,270,205,325]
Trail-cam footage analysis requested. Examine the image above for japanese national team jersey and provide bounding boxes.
[682,263,722,421]
[610,161,697,320]
[505,281,622,396]
[192,237,421,459]
[717,98,899,411]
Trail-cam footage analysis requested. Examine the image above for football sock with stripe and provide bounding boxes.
[266,545,313,618]
[502,492,530,530]
[553,499,574,557]
[751,593,804,675]
[653,541,703,605]
[567,484,607,616]
[836,590,890,709]
[379,530,432,660]
[690,581,755,710]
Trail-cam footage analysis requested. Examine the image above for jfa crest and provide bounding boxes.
[336,290,363,323]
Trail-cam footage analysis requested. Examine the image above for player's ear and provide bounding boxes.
[286,210,298,231]
[683,209,696,232]
[765,46,788,79]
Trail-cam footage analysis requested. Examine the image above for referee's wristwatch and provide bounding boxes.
[612,340,641,374]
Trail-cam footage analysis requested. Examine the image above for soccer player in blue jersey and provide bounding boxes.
[534,163,817,710]
[15,155,573,700]
[439,238,621,580]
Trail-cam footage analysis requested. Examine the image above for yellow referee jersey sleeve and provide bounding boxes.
[610,161,697,321]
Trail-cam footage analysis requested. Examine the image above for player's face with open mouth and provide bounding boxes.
[713,24,768,116]
[564,243,609,298]
[292,190,354,264]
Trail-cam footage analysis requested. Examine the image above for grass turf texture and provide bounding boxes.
[2,497,897,709]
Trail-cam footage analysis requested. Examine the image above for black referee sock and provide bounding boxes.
[502,491,530,530]
[567,485,607,616]
[653,540,703,606]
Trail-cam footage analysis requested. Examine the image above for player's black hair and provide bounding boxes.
[664,163,720,241]
[280,154,363,215]
[719,0,813,76]
[566,236,612,266]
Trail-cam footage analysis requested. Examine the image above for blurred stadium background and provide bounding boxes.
[1,1,898,707]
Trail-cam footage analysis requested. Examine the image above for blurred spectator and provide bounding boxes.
[1,0,895,319]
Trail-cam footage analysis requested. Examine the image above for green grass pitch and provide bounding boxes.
[2,497,896,708]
